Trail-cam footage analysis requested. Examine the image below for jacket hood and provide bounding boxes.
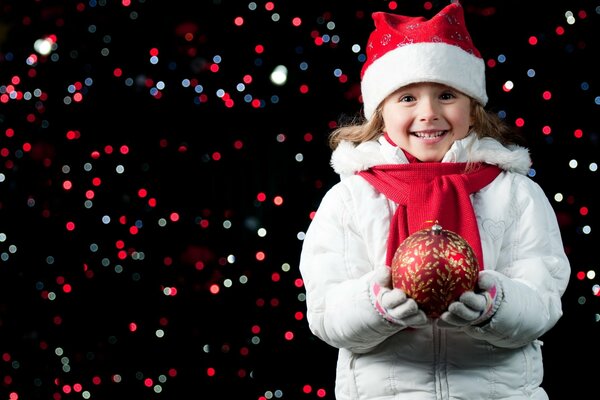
[330,134,531,179]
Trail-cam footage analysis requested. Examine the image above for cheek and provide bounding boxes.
[458,110,474,129]
[381,109,394,127]
[382,110,408,130]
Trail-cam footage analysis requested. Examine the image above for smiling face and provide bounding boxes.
[381,82,474,162]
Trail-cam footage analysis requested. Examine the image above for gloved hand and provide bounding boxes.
[438,270,503,328]
[369,266,428,328]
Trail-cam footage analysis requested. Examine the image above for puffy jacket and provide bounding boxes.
[299,134,571,399]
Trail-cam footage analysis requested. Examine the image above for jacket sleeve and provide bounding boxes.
[464,175,571,347]
[299,182,409,353]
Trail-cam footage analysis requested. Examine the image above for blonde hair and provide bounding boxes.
[328,100,524,150]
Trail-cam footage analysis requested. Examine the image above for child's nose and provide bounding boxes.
[417,98,440,121]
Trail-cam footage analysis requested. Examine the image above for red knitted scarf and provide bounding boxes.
[358,162,501,269]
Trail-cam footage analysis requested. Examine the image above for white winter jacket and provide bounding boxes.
[299,134,571,400]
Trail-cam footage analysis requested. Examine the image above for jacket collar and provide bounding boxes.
[330,133,531,178]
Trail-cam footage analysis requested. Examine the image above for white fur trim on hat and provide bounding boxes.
[361,41,487,120]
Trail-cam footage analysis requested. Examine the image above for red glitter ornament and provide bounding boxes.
[391,223,479,318]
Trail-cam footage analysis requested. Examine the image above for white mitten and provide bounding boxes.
[369,266,428,328]
[438,270,503,328]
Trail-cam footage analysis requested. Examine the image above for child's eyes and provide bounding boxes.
[399,95,416,102]
[398,92,456,102]
[440,92,456,100]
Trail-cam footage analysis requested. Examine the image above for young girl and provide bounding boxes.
[299,3,571,399]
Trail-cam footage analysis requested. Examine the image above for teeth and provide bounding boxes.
[413,131,445,138]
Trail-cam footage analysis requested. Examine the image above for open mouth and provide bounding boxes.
[411,130,447,139]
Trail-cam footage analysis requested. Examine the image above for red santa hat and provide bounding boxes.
[360,2,487,120]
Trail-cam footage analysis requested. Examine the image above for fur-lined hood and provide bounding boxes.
[330,133,532,179]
